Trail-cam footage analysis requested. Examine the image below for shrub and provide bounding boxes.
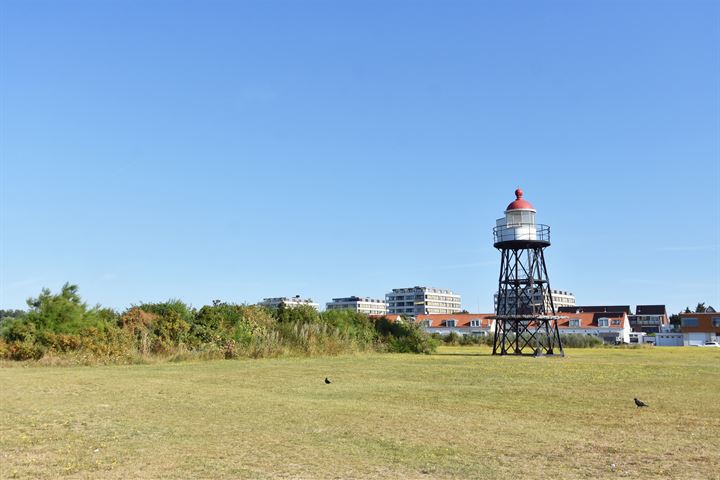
[273,304,321,324]
[2,285,442,363]
[375,318,438,354]
[491,333,604,349]
[0,284,129,360]
[1,318,38,344]
[389,331,439,354]
[442,332,461,345]
[123,301,193,354]
[320,309,378,347]
[560,334,604,348]
[24,283,111,335]
[121,307,158,355]
[6,340,46,360]
[191,303,271,348]
[459,334,486,346]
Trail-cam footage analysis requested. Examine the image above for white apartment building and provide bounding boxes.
[547,289,575,309]
[494,288,575,313]
[386,286,462,316]
[326,296,388,315]
[259,295,319,310]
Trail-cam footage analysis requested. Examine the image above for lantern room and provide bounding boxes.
[493,188,550,247]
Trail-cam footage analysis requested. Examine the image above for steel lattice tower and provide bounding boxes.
[492,189,564,356]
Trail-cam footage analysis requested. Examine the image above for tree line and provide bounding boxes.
[0,283,438,362]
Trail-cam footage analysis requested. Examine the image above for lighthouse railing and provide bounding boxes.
[493,224,550,244]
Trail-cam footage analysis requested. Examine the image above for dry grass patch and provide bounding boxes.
[1,347,719,479]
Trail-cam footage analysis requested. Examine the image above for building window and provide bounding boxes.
[682,317,699,327]
[611,319,621,326]
[598,318,609,327]
[445,319,457,327]
[422,320,432,328]
[470,319,481,327]
[713,317,720,328]
[569,319,580,327]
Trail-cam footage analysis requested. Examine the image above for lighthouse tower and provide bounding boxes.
[492,189,564,356]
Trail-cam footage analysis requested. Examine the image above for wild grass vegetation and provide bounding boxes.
[1,346,719,479]
[1,284,624,368]
[0,284,436,363]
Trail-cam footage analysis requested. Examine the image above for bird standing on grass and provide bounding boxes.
[634,398,648,408]
[325,377,332,384]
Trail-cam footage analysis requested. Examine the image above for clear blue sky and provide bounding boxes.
[1,0,718,315]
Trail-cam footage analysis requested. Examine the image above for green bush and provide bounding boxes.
[442,332,461,345]
[1,286,443,362]
[191,303,272,348]
[24,283,111,335]
[122,301,193,354]
[272,304,320,324]
[375,318,438,354]
[320,309,378,347]
[559,334,604,348]
[459,334,487,346]
[0,284,127,360]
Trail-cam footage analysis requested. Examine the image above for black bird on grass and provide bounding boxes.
[634,398,648,408]
[325,377,332,384]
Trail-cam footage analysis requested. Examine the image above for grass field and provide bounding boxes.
[1,346,719,479]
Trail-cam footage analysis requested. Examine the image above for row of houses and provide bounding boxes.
[257,294,718,347]
[409,306,720,347]
[414,310,635,344]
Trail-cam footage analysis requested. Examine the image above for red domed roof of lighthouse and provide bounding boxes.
[506,188,535,210]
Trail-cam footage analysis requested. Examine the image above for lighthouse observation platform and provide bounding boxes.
[493,223,550,248]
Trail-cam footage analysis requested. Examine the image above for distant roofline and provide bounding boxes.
[389,286,459,294]
[329,296,387,303]
[558,305,632,314]
[261,296,317,303]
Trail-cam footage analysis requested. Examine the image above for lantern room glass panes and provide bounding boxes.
[506,210,535,226]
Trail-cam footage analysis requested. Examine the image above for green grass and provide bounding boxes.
[1,346,719,479]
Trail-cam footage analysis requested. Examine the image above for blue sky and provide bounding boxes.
[1,0,718,314]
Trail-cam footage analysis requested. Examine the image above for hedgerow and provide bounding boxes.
[0,284,436,363]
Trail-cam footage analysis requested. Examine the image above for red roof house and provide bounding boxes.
[415,313,496,336]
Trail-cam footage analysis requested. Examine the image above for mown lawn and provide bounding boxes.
[1,346,719,479]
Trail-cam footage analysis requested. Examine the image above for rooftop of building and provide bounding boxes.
[389,286,459,295]
[262,296,316,303]
[679,310,718,317]
[633,305,668,315]
[368,314,404,322]
[557,312,627,329]
[558,305,632,314]
[415,313,495,328]
[329,296,386,303]
[496,289,574,297]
